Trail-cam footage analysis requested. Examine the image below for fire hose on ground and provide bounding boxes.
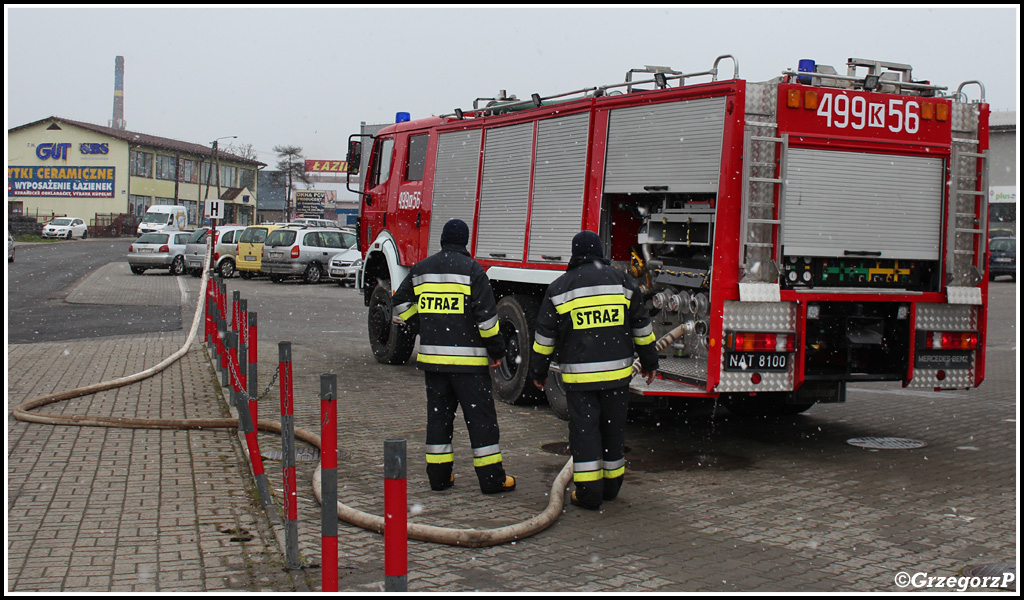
[12,252,687,547]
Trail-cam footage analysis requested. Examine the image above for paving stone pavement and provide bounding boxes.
[6,333,313,592]
[6,263,1018,593]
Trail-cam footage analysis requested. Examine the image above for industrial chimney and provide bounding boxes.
[109,55,126,130]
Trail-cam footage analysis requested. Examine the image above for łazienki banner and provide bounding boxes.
[304,160,348,173]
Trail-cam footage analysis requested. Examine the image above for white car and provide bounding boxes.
[327,246,362,286]
[42,217,89,240]
[291,217,339,229]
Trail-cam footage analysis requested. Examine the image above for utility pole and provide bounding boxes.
[286,155,294,222]
[209,136,237,274]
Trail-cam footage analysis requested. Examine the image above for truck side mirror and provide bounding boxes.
[346,141,362,175]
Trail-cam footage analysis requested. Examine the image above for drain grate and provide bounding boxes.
[847,437,927,450]
[961,563,1016,590]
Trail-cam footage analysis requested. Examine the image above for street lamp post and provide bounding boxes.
[209,135,237,275]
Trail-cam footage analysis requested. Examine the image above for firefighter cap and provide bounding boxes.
[571,230,603,259]
[441,218,470,247]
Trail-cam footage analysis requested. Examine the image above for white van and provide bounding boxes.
[291,217,339,229]
[137,205,188,235]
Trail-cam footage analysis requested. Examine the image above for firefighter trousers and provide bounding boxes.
[423,370,507,493]
[567,386,629,508]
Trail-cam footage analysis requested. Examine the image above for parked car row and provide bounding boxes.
[125,221,358,285]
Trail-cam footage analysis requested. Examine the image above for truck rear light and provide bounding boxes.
[290,245,300,258]
[727,332,795,352]
[922,331,979,351]
[803,90,819,109]
[936,103,949,121]
[159,245,170,253]
[921,102,934,120]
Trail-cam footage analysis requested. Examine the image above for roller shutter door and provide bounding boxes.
[604,97,726,194]
[429,130,481,255]
[781,148,943,260]
[477,122,534,261]
[528,113,590,263]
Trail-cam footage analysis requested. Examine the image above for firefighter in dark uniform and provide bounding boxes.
[529,230,658,510]
[392,219,516,494]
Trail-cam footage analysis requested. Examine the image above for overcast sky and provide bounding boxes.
[5,5,1020,168]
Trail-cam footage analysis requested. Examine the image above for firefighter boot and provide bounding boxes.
[571,490,600,511]
[427,463,455,491]
[602,473,624,501]
[482,475,516,494]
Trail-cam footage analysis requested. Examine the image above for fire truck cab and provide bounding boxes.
[347,55,990,418]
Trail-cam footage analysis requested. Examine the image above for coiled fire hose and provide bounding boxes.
[10,247,579,548]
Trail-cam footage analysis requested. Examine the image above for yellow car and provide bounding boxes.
[236,224,287,278]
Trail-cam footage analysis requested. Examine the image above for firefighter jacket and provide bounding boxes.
[392,243,506,373]
[528,257,659,391]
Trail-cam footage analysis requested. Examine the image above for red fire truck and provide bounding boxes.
[346,56,990,418]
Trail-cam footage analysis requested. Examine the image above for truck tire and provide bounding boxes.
[368,281,416,365]
[492,294,545,405]
[543,367,570,421]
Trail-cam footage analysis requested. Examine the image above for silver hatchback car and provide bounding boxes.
[184,224,246,277]
[127,230,191,275]
[261,227,351,284]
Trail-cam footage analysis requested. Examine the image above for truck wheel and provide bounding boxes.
[544,367,570,421]
[721,393,815,418]
[368,281,416,365]
[492,294,545,405]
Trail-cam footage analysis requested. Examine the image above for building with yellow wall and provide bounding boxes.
[8,116,265,228]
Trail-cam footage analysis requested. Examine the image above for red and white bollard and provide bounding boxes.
[320,374,338,592]
[279,341,300,570]
[384,439,408,592]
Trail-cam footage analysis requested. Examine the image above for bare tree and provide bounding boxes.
[273,144,311,221]
[222,141,260,161]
